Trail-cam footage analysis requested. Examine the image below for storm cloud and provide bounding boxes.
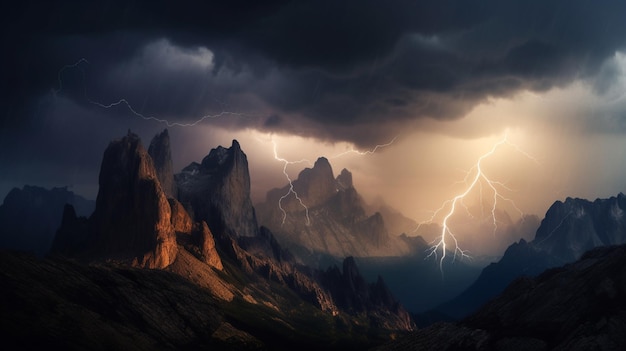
[3,0,626,216]
[3,0,626,145]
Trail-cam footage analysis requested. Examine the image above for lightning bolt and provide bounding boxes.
[271,140,312,226]
[421,132,539,277]
[331,136,398,159]
[268,136,399,226]
[53,58,253,127]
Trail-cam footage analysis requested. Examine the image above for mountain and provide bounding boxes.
[533,194,626,261]
[42,130,415,348]
[176,139,259,239]
[53,130,179,268]
[256,158,410,263]
[374,243,626,350]
[436,193,626,320]
[0,185,94,256]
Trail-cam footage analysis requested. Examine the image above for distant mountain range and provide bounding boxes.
[0,185,94,256]
[256,158,415,262]
[435,193,626,320]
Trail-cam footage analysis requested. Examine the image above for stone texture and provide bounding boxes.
[196,221,223,270]
[148,129,176,198]
[168,198,193,234]
[176,140,259,239]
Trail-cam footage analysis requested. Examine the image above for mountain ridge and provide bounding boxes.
[436,192,626,320]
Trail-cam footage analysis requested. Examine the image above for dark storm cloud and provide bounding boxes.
[3,0,626,147]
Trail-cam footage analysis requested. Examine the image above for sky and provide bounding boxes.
[3,1,626,246]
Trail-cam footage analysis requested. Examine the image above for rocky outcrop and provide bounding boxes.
[291,157,337,208]
[321,257,415,331]
[62,131,178,269]
[148,129,176,198]
[534,194,626,261]
[0,185,94,256]
[219,234,339,315]
[196,221,223,270]
[176,140,259,238]
[335,168,353,190]
[169,198,193,234]
[257,159,410,261]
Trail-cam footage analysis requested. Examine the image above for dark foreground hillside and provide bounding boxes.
[0,250,406,350]
[373,244,626,350]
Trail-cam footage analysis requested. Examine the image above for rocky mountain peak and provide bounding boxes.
[177,139,259,238]
[257,156,411,261]
[292,157,337,207]
[200,140,244,170]
[148,129,176,198]
[336,168,353,190]
[91,131,177,268]
[533,194,626,261]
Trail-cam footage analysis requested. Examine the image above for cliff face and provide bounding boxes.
[176,140,259,239]
[196,221,223,270]
[54,131,178,269]
[534,194,626,261]
[148,129,176,198]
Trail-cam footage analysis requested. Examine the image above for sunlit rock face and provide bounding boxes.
[196,221,223,270]
[89,131,177,268]
[169,198,193,234]
[176,140,259,239]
